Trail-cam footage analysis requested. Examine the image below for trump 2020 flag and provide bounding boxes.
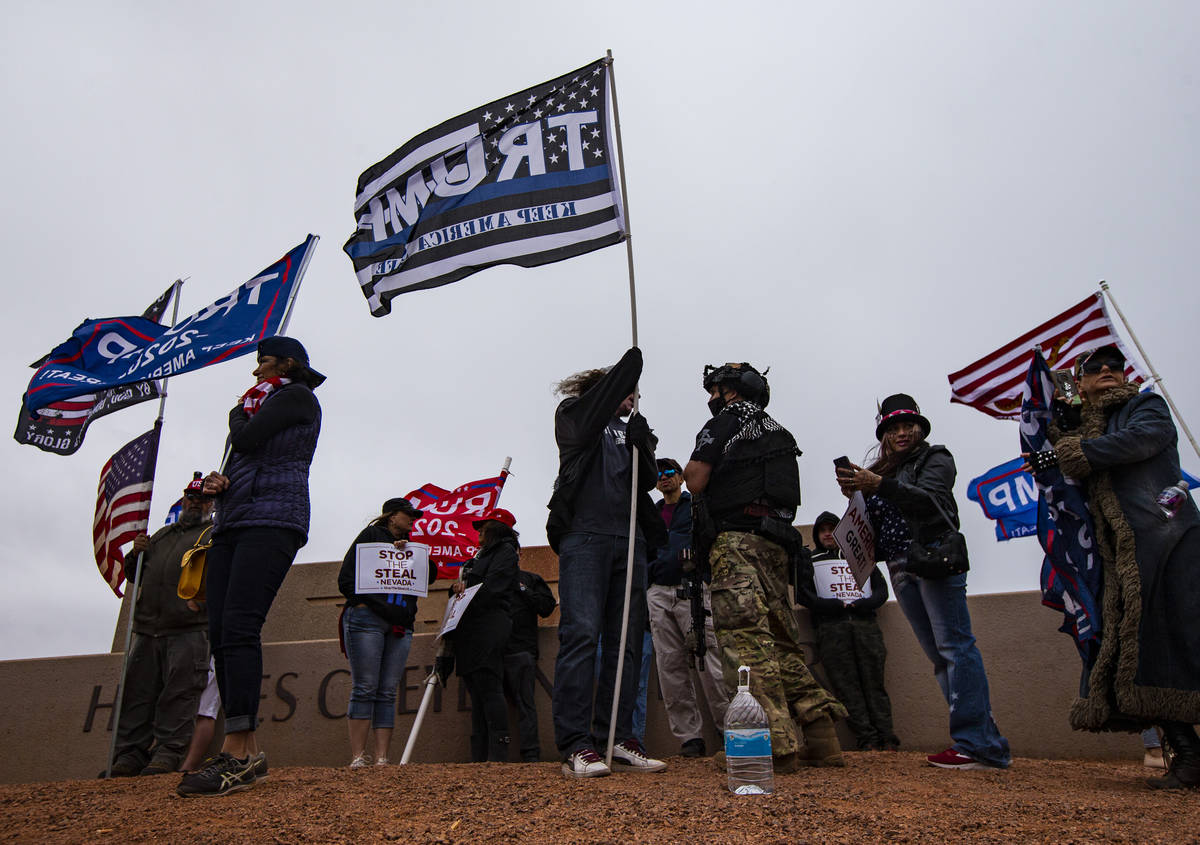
[1020,349,1102,664]
[94,424,161,597]
[15,284,176,455]
[966,458,1039,541]
[23,237,316,410]
[344,59,624,316]
[406,472,510,579]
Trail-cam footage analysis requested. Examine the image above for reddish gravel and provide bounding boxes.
[1,752,1195,844]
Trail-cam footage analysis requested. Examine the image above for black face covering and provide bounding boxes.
[708,395,726,417]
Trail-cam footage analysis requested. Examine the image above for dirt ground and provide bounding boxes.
[1,751,1196,844]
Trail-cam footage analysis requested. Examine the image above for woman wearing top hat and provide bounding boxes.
[338,496,430,768]
[836,393,1011,771]
[179,336,325,797]
[447,508,520,762]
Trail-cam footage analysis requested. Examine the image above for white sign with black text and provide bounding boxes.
[354,542,430,596]
[437,584,482,638]
[833,492,878,590]
[813,557,874,602]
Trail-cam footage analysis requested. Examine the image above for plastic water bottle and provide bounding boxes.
[724,665,774,795]
[1156,480,1190,519]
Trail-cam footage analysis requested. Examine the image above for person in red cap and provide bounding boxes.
[444,508,520,761]
[102,474,214,778]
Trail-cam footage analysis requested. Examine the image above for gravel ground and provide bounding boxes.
[1,752,1196,844]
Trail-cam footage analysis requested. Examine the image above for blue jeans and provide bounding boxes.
[553,532,647,756]
[342,604,413,729]
[890,569,1011,767]
[596,629,654,742]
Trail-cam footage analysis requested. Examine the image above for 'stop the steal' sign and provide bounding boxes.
[812,558,874,603]
[354,542,431,597]
[833,493,878,590]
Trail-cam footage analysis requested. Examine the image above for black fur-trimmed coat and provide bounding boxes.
[1052,383,1200,730]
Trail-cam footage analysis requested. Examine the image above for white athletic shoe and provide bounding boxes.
[611,739,668,773]
[349,753,372,769]
[562,748,611,778]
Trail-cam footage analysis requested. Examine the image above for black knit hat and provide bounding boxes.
[875,393,931,441]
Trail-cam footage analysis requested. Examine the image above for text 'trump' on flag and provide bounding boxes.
[947,292,1146,419]
[344,58,625,317]
[94,424,161,597]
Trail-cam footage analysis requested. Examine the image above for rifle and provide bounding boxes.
[676,549,709,672]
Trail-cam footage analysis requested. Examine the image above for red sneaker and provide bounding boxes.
[926,748,992,770]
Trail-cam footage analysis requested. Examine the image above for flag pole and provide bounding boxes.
[1100,281,1200,461]
[277,234,320,336]
[104,278,184,778]
[400,455,513,765]
[603,48,643,767]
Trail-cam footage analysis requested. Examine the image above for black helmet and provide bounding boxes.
[702,362,770,408]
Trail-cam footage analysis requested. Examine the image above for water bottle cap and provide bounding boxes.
[737,665,751,691]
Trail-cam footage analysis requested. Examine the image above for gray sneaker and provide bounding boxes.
[176,752,257,797]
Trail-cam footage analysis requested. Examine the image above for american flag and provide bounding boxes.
[947,292,1146,419]
[14,284,175,455]
[344,58,624,316]
[93,424,161,597]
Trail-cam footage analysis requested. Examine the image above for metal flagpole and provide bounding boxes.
[104,278,184,778]
[277,234,320,336]
[603,49,643,768]
[400,456,513,764]
[1100,280,1200,461]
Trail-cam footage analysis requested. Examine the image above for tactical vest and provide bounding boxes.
[706,410,801,519]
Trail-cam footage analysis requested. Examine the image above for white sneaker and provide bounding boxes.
[374,757,390,767]
[349,753,371,769]
[562,748,611,778]
[611,739,668,773]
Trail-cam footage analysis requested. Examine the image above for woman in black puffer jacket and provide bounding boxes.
[447,508,519,762]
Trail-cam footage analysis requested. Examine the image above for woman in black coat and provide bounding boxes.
[449,508,519,762]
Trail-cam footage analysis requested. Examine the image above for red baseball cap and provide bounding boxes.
[472,508,516,529]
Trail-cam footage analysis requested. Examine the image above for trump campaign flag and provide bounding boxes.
[948,293,1146,419]
[22,237,317,411]
[1020,350,1102,664]
[344,59,624,316]
[15,284,176,455]
[406,473,510,579]
[94,424,161,597]
[966,458,1039,541]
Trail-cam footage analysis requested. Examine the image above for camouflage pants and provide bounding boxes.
[709,531,846,757]
[815,617,898,749]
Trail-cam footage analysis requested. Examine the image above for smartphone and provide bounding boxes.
[1052,371,1081,406]
[833,456,853,471]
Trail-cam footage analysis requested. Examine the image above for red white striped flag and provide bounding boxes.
[948,293,1145,419]
[93,424,161,596]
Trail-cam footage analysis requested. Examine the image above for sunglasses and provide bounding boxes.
[1080,356,1124,375]
[658,468,680,479]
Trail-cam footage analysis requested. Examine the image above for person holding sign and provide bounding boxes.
[445,508,520,762]
[836,394,1010,771]
[794,511,898,752]
[337,497,430,769]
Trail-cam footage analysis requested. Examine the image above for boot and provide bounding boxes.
[487,734,511,763]
[1146,723,1200,790]
[469,733,488,763]
[797,714,845,767]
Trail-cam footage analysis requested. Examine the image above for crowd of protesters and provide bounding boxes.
[100,338,1198,796]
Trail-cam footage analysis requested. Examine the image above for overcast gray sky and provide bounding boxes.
[3,1,1197,661]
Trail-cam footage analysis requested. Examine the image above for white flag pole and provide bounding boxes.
[1100,280,1200,461]
[105,278,184,778]
[603,49,644,767]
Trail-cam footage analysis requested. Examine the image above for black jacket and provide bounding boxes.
[507,569,557,657]
[545,347,666,553]
[452,537,519,676]
[124,519,211,636]
[649,491,693,586]
[877,443,959,545]
[338,524,436,631]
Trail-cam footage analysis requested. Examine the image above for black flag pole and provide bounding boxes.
[602,48,644,768]
[104,278,184,778]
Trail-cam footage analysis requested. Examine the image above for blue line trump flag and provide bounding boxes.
[344,59,625,316]
[966,458,1039,541]
[23,237,316,411]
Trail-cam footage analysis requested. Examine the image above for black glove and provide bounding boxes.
[625,412,651,451]
[1027,449,1059,473]
[434,655,455,686]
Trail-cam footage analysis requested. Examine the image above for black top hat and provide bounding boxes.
[875,393,932,441]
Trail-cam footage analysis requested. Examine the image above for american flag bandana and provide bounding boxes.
[240,378,291,417]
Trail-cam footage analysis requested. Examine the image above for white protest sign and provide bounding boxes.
[832,492,877,590]
[812,557,874,602]
[437,584,482,638]
[354,542,430,596]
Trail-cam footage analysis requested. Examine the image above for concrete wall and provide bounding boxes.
[1,549,1139,785]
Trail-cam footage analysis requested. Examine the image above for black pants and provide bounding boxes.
[815,616,898,749]
[463,666,510,762]
[502,650,541,761]
[205,526,303,734]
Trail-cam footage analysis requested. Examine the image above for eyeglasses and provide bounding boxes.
[658,468,679,479]
[1080,356,1124,375]
[183,492,209,501]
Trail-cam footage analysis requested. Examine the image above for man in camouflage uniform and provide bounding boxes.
[684,363,846,771]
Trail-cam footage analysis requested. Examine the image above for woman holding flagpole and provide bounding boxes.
[177,336,324,798]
